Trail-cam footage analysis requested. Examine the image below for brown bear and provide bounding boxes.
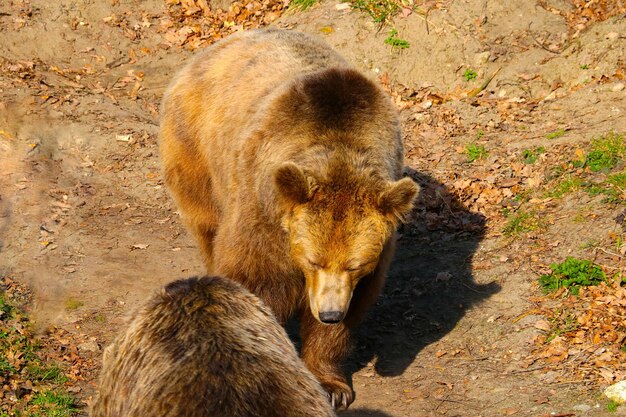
[159,29,419,409]
[91,276,336,417]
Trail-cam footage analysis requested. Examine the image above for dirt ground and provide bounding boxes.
[1,0,626,416]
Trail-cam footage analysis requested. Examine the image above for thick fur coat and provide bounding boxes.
[159,29,418,408]
[91,276,335,417]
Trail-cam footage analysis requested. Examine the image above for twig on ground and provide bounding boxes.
[528,22,563,54]
[467,67,501,98]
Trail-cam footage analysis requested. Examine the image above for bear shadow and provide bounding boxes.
[343,409,396,417]
[347,168,500,378]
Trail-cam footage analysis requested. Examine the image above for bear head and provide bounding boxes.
[274,160,419,324]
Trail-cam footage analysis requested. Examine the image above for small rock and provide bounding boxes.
[335,3,350,10]
[612,83,625,92]
[605,380,626,404]
[606,32,619,40]
[475,51,490,64]
[78,340,101,353]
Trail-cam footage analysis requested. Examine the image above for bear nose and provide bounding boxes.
[319,311,344,324]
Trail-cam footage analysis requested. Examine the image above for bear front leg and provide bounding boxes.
[188,222,217,274]
[299,307,353,410]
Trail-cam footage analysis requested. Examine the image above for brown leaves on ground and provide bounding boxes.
[163,0,288,50]
[566,0,626,34]
[531,279,626,385]
[538,0,626,35]
[0,276,99,413]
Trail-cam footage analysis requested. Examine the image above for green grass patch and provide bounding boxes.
[539,257,606,295]
[383,28,409,49]
[546,128,566,140]
[503,209,542,236]
[1,285,78,417]
[608,170,626,187]
[463,68,477,81]
[350,0,399,23]
[586,184,622,203]
[545,176,583,198]
[547,133,626,198]
[28,363,69,384]
[289,0,318,9]
[466,143,488,163]
[29,390,78,417]
[0,356,15,376]
[579,170,626,204]
[583,132,626,172]
[521,147,545,164]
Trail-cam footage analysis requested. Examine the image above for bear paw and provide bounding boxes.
[321,379,354,410]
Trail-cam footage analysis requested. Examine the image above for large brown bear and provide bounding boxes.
[159,29,419,409]
[91,276,335,417]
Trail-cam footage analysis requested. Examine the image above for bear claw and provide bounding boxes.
[323,381,353,410]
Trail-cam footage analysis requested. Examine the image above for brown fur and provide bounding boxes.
[159,29,419,408]
[91,276,335,417]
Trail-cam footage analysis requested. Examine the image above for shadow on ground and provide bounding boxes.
[343,409,396,417]
[348,170,500,378]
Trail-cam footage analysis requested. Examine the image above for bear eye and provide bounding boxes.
[346,260,375,272]
[308,259,323,269]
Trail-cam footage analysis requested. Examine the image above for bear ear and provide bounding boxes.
[274,162,317,207]
[377,177,419,222]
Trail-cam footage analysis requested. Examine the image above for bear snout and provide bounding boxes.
[318,310,345,324]
[308,270,353,324]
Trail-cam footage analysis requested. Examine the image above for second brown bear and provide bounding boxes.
[91,276,335,417]
[160,29,418,409]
